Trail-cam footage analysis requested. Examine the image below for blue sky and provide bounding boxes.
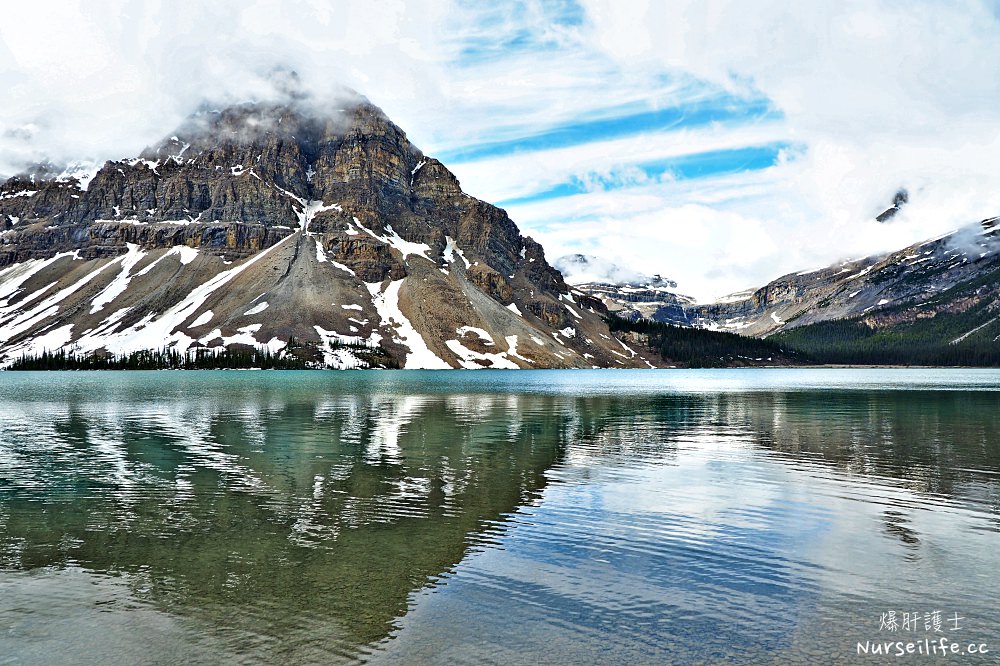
[3,0,1000,300]
[424,0,1000,298]
[431,0,786,204]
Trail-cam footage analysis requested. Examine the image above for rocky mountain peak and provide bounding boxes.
[0,93,433,251]
[0,94,657,369]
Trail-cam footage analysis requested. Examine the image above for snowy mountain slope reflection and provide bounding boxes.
[0,376,575,661]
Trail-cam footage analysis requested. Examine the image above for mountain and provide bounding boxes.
[0,93,661,369]
[769,219,1000,364]
[553,254,696,326]
[562,216,1000,366]
[876,188,909,223]
[679,217,1000,364]
[686,218,1000,338]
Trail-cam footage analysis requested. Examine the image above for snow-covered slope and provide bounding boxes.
[687,217,1000,336]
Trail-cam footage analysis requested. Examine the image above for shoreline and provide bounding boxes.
[2,364,999,372]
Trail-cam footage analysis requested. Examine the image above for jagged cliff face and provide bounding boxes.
[0,97,657,369]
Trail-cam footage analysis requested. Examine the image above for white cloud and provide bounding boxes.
[452,120,787,202]
[3,0,1000,302]
[513,174,789,301]
[568,0,1000,296]
[534,204,781,300]
[0,0,458,174]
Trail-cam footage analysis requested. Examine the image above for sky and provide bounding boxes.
[2,0,1000,301]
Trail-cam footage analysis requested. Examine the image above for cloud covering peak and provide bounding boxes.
[0,1,452,176]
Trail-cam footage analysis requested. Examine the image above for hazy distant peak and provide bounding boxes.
[876,188,909,223]
[554,253,676,288]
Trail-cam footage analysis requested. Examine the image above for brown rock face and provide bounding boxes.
[527,301,570,329]
[411,159,462,198]
[0,90,658,369]
[328,236,406,283]
[467,264,513,304]
[521,238,568,293]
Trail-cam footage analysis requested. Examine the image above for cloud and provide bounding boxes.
[553,253,661,286]
[451,120,788,203]
[0,0,458,175]
[568,0,1000,297]
[526,195,786,301]
[3,0,1000,302]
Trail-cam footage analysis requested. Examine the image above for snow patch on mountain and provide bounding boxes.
[354,219,433,262]
[366,279,449,369]
[70,234,294,357]
[0,259,117,347]
[243,302,268,316]
[90,243,147,314]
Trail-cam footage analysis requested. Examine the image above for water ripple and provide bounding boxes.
[1,370,999,664]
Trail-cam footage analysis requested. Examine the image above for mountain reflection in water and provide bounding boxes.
[1,370,999,664]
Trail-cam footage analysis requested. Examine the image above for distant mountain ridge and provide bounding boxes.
[554,253,696,326]
[561,216,1000,365]
[686,217,1000,340]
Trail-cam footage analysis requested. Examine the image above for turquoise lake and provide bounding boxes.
[1,369,999,664]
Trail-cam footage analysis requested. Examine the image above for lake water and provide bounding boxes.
[1,369,999,664]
